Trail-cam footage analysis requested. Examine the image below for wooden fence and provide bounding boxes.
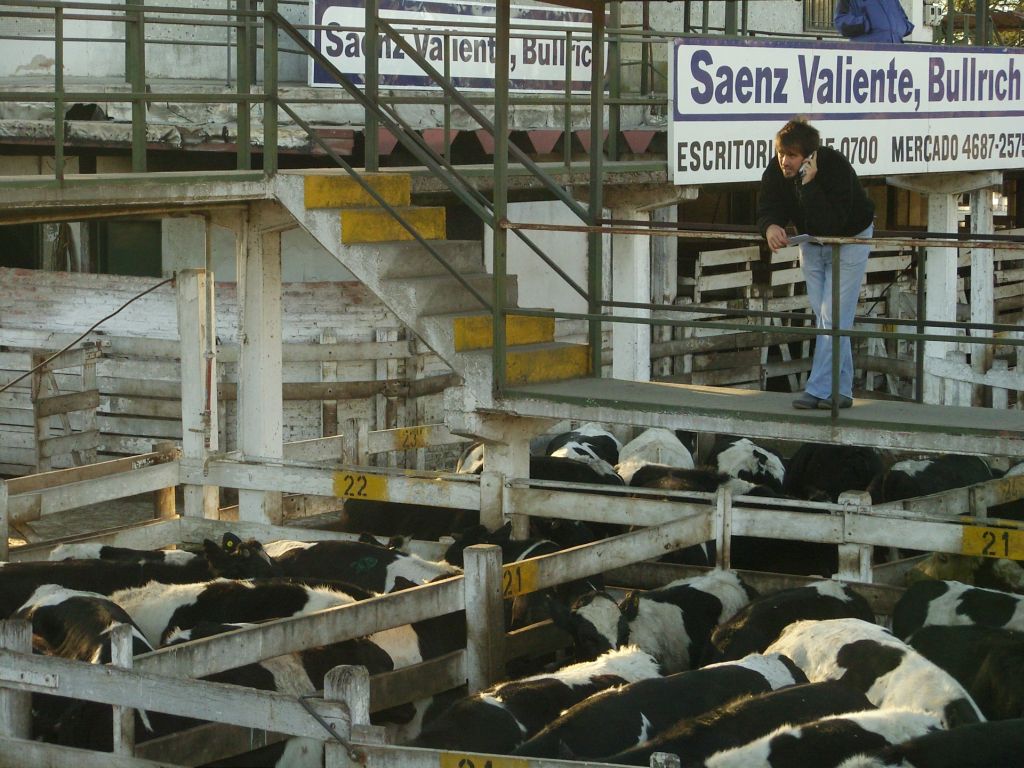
[660,241,1024,405]
[0,268,461,477]
[5,446,1024,766]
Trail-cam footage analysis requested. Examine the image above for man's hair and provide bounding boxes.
[775,119,820,156]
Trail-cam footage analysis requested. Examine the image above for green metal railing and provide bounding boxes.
[1,1,1018,414]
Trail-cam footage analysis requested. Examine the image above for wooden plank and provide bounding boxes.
[103,396,182,419]
[9,518,181,562]
[35,390,100,419]
[134,578,465,679]
[38,430,100,459]
[99,416,183,439]
[7,462,179,522]
[692,348,760,373]
[134,723,286,766]
[6,448,176,495]
[696,271,753,293]
[698,245,759,267]
[179,457,480,510]
[770,266,804,287]
[0,649,349,741]
[866,254,913,273]
[0,737,179,768]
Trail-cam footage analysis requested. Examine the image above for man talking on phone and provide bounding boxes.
[757,118,875,410]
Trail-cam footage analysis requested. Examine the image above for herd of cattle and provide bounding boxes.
[3,422,1024,767]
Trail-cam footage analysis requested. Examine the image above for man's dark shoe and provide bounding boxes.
[792,392,823,410]
[817,395,853,409]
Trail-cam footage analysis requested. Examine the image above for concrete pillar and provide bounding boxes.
[236,204,285,524]
[651,206,678,378]
[887,171,1002,404]
[611,206,651,382]
[971,188,996,405]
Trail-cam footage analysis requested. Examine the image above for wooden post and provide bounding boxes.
[177,269,220,519]
[324,665,385,768]
[236,208,284,524]
[838,491,874,583]
[714,486,732,569]
[321,330,339,438]
[110,623,136,756]
[478,471,504,532]
[375,328,399,467]
[463,545,505,692]
[0,620,32,740]
[0,481,8,562]
[342,419,369,466]
[152,441,177,519]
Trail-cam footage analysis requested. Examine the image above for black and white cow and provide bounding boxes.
[892,578,1024,640]
[48,542,202,566]
[109,578,364,647]
[409,645,660,754]
[513,652,807,760]
[868,454,993,504]
[905,552,1024,594]
[0,537,269,618]
[603,681,875,767]
[783,444,885,503]
[764,618,984,727]
[615,428,695,485]
[261,538,461,593]
[907,624,1024,721]
[703,708,941,768]
[836,718,1024,768]
[14,584,153,662]
[546,422,623,466]
[704,437,785,494]
[703,580,876,664]
[551,570,756,672]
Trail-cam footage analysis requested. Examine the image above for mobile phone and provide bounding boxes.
[798,152,816,179]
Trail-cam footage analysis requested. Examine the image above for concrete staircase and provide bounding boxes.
[274,169,590,407]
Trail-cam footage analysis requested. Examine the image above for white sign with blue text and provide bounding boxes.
[669,37,1024,185]
[311,0,602,93]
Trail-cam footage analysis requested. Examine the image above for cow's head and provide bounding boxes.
[548,589,620,661]
[203,533,280,578]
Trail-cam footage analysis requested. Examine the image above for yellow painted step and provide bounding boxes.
[453,314,555,352]
[304,173,411,209]
[340,206,446,244]
[506,343,591,386]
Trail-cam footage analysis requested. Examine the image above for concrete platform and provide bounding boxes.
[502,378,1024,458]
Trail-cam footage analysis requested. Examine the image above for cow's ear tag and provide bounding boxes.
[222,533,241,551]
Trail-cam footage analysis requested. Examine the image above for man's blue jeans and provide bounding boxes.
[799,224,873,400]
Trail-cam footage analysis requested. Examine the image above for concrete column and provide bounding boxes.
[887,171,1002,404]
[236,204,284,524]
[611,206,651,382]
[651,206,678,378]
[971,188,996,405]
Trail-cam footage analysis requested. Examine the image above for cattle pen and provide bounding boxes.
[3,432,1024,767]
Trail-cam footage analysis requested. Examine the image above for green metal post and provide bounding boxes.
[830,243,841,418]
[563,29,572,172]
[125,0,147,172]
[492,0,510,393]
[236,0,253,170]
[443,35,452,161]
[607,3,620,162]
[587,7,605,377]
[263,0,278,175]
[915,246,926,403]
[724,0,739,36]
[975,0,987,45]
[365,0,379,172]
[946,0,955,44]
[701,0,710,34]
[54,6,64,181]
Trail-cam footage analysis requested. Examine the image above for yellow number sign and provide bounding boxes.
[501,561,539,598]
[332,472,387,501]
[962,525,1024,560]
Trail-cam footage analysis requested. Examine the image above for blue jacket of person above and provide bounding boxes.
[834,0,914,43]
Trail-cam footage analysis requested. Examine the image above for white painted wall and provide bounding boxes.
[161,216,355,282]
[484,200,610,318]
